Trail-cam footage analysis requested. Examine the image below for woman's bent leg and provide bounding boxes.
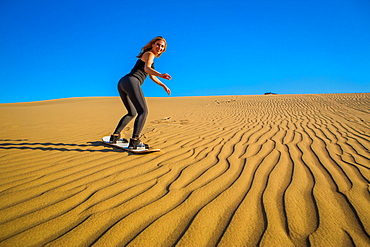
[123,79,148,139]
[113,77,137,134]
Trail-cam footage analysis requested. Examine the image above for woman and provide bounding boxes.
[110,36,172,149]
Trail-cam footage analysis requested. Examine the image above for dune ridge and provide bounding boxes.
[0,93,369,246]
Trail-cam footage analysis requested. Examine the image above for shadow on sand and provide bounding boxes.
[0,140,121,153]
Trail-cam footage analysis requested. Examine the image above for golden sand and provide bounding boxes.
[0,93,369,246]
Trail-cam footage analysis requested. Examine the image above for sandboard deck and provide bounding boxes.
[102,136,160,154]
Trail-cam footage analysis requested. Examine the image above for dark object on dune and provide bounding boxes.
[264,92,277,95]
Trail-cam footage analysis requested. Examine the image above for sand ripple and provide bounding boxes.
[0,94,369,246]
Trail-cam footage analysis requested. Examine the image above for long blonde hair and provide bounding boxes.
[137,36,167,58]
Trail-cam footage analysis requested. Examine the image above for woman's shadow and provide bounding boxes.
[0,140,120,153]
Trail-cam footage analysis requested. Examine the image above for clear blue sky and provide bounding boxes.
[0,0,369,103]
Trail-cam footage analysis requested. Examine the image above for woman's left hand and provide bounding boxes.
[163,85,171,95]
[149,75,171,95]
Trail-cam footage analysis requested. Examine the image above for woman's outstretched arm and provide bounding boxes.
[150,75,171,95]
[142,52,172,80]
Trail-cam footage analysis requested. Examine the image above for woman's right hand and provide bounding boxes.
[160,73,172,80]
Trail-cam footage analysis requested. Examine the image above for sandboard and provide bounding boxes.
[102,136,160,154]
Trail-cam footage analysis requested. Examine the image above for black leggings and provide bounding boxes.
[113,75,148,139]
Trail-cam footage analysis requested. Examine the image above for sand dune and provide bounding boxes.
[0,93,369,246]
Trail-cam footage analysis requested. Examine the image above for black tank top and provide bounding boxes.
[127,59,154,84]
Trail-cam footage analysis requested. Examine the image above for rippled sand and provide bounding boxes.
[0,93,369,246]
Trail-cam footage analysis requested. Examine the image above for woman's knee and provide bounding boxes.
[137,107,148,117]
[127,110,137,118]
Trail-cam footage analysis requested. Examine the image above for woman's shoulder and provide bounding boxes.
[143,51,156,58]
[141,51,155,62]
